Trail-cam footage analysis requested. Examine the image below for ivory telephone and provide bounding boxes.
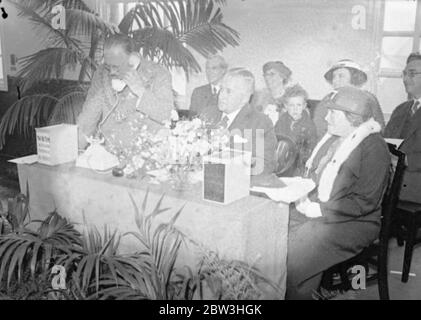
[111,54,141,92]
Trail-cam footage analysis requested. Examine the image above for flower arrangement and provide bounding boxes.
[107,117,230,187]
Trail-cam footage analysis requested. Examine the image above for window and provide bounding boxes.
[377,0,421,118]
[0,22,7,91]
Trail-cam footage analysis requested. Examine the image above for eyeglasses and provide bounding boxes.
[402,70,421,78]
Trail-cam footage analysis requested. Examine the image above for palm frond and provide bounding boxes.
[65,8,114,36]
[0,211,82,288]
[0,94,57,149]
[8,1,81,49]
[126,0,240,73]
[124,192,185,299]
[48,88,87,125]
[134,27,201,74]
[7,0,93,14]
[17,48,80,93]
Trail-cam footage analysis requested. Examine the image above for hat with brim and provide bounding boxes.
[324,59,368,86]
[325,86,372,117]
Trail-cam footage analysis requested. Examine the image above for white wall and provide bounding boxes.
[0,0,406,116]
[185,0,381,108]
[1,2,46,77]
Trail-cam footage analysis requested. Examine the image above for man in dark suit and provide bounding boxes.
[384,52,421,202]
[189,55,228,123]
[216,68,277,176]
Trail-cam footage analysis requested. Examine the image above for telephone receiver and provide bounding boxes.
[111,54,140,92]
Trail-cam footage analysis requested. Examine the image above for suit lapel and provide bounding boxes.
[202,84,213,102]
[403,105,421,142]
[228,104,253,131]
[394,101,412,137]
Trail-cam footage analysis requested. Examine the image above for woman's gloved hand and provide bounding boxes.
[295,196,322,218]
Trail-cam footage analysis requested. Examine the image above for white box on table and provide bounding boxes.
[35,124,78,165]
[202,149,251,204]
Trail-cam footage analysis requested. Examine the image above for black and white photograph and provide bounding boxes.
[0,0,420,304]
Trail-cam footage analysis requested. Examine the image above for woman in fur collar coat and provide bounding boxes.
[286,87,391,300]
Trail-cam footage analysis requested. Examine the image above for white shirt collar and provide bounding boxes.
[223,108,242,128]
[211,84,220,94]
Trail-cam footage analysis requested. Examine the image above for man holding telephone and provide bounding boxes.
[77,34,174,150]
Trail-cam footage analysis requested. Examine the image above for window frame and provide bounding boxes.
[0,22,8,92]
[377,0,421,79]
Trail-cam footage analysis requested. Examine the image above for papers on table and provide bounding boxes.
[8,154,38,165]
[385,138,404,148]
[250,177,316,203]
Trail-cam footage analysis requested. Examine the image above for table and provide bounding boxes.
[16,161,289,299]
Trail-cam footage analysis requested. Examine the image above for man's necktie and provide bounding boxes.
[213,86,218,95]
[220,115,229,129]
[411,100,420,116]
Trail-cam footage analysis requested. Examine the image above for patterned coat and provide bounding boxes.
[77,58,173,150]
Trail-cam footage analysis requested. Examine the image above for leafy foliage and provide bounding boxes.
[120,0,240,74]
[0,189,269,300]
[94,190,186,299]
[0,0,239,149]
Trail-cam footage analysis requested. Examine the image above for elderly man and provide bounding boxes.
[385,52,421,172]
[77,34,173,150]
[216,68,277,176]
[287,87,390,299]
[189,55,228,123]
[384,52,421,202]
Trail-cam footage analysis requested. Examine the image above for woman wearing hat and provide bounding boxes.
[286,86,390,299]
[251,61,292,125]
[313,59,385,139]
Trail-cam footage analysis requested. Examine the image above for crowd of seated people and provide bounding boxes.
[187,51,421,299]
[76,34,421,299]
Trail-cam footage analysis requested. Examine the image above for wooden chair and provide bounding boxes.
[274,135,298,177]
[394,197,421,283]
[176,109,196,121]
[320,143,406,300]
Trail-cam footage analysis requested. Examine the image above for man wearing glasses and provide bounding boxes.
[385,52,421,172]
[384,52,421,203]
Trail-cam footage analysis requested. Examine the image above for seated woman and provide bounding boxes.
[251,61,292,125]
[286,86,391,300]
[312,59,386,140]
[274,84,317,176]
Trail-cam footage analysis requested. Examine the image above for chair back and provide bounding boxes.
[176,109,196,121]
[379,143,406,241]
[274,135,298,176]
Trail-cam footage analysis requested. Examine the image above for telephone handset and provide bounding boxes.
[111,54,140,92]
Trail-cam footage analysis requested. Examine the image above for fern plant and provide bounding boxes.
[93,190,187,300]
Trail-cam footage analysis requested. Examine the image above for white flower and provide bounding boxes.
[192,118,202,128]
[132,155,145,169]
[171,109,179,121]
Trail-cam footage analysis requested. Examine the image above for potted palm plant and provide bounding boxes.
[0,0,240,149]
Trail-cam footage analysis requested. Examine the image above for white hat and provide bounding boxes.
[324,59,368,86]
